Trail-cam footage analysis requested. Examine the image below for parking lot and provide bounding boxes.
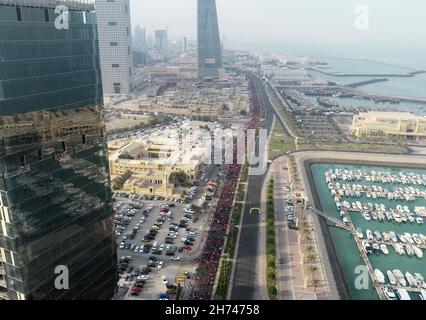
[113,167,219,300]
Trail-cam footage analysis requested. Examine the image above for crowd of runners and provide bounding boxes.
[189,75,261,299]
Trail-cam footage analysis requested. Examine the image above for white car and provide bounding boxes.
[138,275,148,280]
[170,256,181,261]
[157,261,164,269]
[181,238,187,242]
[159,244,164,250]
[134,246,140,252]
[119,243,125,249]
[161,276,168,284]
[139,245,145,253]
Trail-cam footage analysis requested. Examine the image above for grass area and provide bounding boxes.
[269,120,297,159]
[266,84,299,135]
[214,260,233,300]
[224,202,243,257]
[266,179,278,299]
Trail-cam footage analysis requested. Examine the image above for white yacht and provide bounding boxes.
[404,233,414,244]
[406,244,414,256]
[396,288,411,300]
[412,245,423,259]
[362,241,372,255]
[389,231,398,243]
[405,272,417,287]
[393,269,407,287]
[380,244,389,255]
[395,243,406,255]
[416,217,424,225]
[366,229,374,240]
[419,289,426,300]
[414,273,426,288]
[362,212,371,221]
[412,234,422,245]
[375,269,385,284]
[356,228,364,239]
[398,234,407,243]
[382,285,397,301]
[387,270,397,286]
[374,230,382,241]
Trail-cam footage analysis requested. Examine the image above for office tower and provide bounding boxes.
[134,25,146,50]
[155,29,168,54]
[0,0,117,300]
[183,37,188,54]
[197,0,223,78]
[96,0,133,95]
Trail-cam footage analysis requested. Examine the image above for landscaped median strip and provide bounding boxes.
[266,178,278,299]
[213,164,248,300]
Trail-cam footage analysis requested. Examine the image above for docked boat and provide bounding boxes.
[405,272,417,287]
[389,231,398,243]
[416,217,424,224]
[396,288,411,300]
[374,230,382,241]
[412,234,422,245]
[419,233,426,244]
[414,273,426,288]
[380,244,389,255]
[404,233,414,244]
[383,285,397,300]
[366,229,374,240]
[412,245,423,258]
[375,269,385,284]
[393,269,407,287]
[372,243,381,254]
[393,213,403,223]
[362,241,372,255]
[387,270,397,285]
[398,234,407,243]
[406,244,414,256]
[395,243,405,255]
[420,289,426,300]
[356,228,364,239]
[362,212,371,221]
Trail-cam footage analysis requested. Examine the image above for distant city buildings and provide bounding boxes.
[0,0,117,300]
[351,111,426,140]
[155,29,168,54]
[96,0,134,95]
[133,25,146,50]
[197,0,224,79]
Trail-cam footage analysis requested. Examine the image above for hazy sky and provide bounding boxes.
[130,0,426,49]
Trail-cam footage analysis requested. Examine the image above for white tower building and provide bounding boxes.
[96,0,133,95]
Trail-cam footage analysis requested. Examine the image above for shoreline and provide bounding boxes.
[297,152,426,300]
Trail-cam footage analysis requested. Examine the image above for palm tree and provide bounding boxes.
[312,278,320,293]
[308,265,318,286]
[307,253,317,263]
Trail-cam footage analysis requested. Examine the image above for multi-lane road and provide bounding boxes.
[230,74,275,299]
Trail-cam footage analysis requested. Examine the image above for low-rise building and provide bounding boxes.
[350,111,426,140]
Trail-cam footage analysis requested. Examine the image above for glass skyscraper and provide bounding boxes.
[197,0,223,78]
[0,0,117,300]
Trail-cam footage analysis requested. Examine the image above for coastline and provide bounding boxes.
[296,151,426,300]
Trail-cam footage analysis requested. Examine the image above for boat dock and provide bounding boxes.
[312,208,425,299]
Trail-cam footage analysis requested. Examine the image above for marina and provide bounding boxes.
[311,163,426,300]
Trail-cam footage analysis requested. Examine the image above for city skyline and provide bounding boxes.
[130,0,426,48]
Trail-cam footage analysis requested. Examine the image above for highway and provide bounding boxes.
[230,73,274,299]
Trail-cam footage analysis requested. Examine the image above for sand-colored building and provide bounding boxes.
[108,136,205,196]
[351,111,426,140]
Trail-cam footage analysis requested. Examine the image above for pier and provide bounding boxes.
[311,208,351,231]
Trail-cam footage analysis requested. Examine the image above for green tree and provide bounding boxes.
[169,171,189,187]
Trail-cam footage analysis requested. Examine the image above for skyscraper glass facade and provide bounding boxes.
[197,0,223,78]
[0,0,117,300]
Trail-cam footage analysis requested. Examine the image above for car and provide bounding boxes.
[134,224,140,230]
[139,246,145,253]
[137,275,148,281]
[187,237,195,242]
[157,261,164,269]
[159,244,164,250]
[184,240,193,246]
[142,237,151,242]
[131,287,142,293]
[170,256,180,261]
[161,275,167,284]
[119,243,125,249]
[250,207,261,215]
[134,246,140,252]
[152,225,160,230]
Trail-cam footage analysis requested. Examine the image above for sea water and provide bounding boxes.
[311,163,426,300]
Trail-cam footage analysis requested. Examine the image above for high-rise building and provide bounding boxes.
[155,29,168,54]
[96,0,133,95]
[197,0,223,78]
[134,25,146,50]
[0,0,117,300]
